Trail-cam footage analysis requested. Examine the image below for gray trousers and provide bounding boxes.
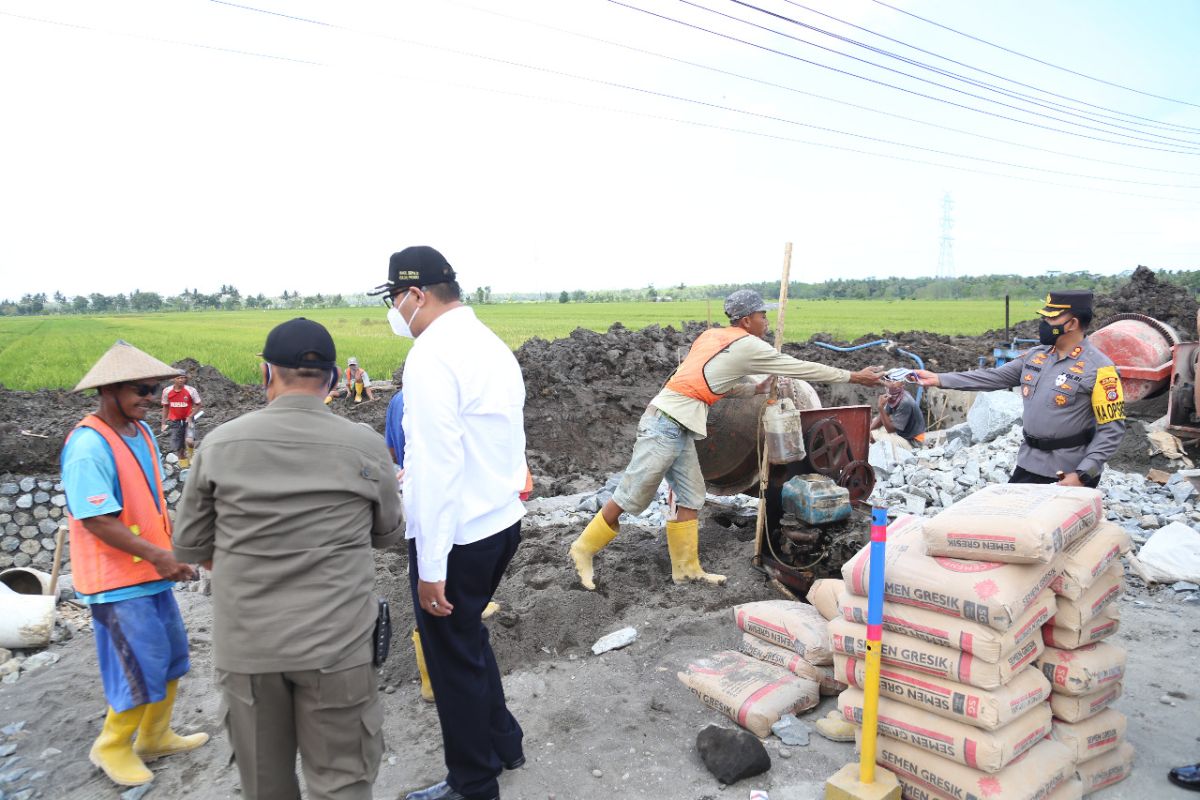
[217,659,384,800]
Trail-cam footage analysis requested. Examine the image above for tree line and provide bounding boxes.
[3,268,1197,316]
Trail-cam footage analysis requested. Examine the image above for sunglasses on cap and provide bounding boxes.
[125,382,161,397]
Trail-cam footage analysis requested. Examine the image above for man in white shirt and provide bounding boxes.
[373,246,526,800]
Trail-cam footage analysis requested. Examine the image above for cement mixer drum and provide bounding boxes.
[1091,314,1180,402]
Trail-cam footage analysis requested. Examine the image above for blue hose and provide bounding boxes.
[810,340,925,403]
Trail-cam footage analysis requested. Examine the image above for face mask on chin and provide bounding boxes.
[387,292,420,338]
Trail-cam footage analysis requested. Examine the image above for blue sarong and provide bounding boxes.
[90,589,190,712]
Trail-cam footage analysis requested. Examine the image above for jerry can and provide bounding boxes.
[781,474,851,525]
[763,397,805,465]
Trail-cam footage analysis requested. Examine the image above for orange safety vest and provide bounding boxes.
[345,367,364,385]
[664,327,750,406]
[66,415,173,595]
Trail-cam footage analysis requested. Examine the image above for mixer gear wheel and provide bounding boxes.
[837,460,875,505]
[805,417,853,478]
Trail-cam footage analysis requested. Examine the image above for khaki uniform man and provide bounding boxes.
[173,318,403,800]
[915,290,1126,487]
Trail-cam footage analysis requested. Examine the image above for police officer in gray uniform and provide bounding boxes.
[914,291,1126,488]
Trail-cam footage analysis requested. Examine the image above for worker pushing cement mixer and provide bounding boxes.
[568,289,886,590]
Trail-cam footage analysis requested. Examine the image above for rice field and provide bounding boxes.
[0,299,1017,390]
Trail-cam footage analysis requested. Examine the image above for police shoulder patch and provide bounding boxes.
[1091,365,1125,424]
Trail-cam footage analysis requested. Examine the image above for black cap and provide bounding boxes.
[369,246,456,297]
[1037,290,1093,318]
[260,318,337,369]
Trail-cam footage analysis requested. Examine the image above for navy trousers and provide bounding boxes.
[409,522,523,800]
[1010,464,1100,488]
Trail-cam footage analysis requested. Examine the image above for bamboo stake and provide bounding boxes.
[754,243,793,565]
[47,523,67,598]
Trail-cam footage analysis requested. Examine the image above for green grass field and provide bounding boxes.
[0,299,1016,390]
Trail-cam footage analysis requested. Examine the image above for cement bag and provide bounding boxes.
[921,484,1102,564]
[1042,606,1119,650]
[1048,682,1122,724]
[732,599,832,665]
[676,650,819,738]
[1046,777,1083,800]
[839,687,1051,773]
[1035,642,1125,697]
[877,734,1073,800]
[837,589,1055,665]
[737,633,845,696]
[1051,708,1125,764]
[1049,522,1131,601]
[1048,563,1122,633]
[842,515,1059,632]
[833,655,1050,731]
[806,578,844,621]
[829,618,1043,690]
[1076,741,1134,794]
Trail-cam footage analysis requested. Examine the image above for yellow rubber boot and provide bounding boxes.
[666,519,726,586]
[412,629,434,703]
[569,512,618,590]
[133,680,210,762]
[354,382,364,403]
[90,706,153,786]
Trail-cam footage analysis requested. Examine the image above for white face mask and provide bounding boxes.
[387,292,420,338]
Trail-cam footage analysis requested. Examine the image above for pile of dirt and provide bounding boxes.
[1094,265,1198,335]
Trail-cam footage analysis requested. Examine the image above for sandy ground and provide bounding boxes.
[1,510,1197,800]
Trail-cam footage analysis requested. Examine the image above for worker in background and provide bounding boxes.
[913,290,1125,488]
[870,381,926,449]
[326,356,376,404]
[568,289,886,590]
[384,376,405,471]
[160,372,201,467]
[60,340,207,788]
[173,318,402,800]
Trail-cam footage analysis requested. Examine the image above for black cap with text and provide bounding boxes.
[371,246,457,297]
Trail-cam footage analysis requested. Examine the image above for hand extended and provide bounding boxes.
[150,550,198,582]
[911,369,941,387]
[754,376,775,395]
[418,580,454,617]
[1057,472,1085,487]
[848,366,886,386]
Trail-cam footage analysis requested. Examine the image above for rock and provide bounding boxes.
[18,478,35,493]
[0,537,18,553]
[592,627,638,655]
[1171,482,1196,504]
[166,453,179,464]
[592,769,603,778]
[0,721,25,735]
[12,553,30,568]
[37,518,58,536]
[0,498,12,513]
[1173,581,1200,592]
[20,651,60,674]
[31,492,48,505]
[0,483,19,496]
[868,441,914,472]
[14,496,32,510]
[0,648,10,665]
[0,765,32,783]
[770,714,811,746]
[121,785,155,800]
[1147,469,1171,485]
[18,526,37,540]
[0,743,15,757]
[167,490,181,504]
[49,494,66,508]
[36,481,52,492]
[31,506,48,521]
[1139,515,1160,529]
[1160,694,1176,706]
[696,725,771,785]
[966,391,1023,443]
[18,540,39,556]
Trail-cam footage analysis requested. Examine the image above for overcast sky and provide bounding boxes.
[1,0,1198,298]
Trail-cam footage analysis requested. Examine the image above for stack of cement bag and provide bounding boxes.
[1037,520,1135,795]
[677,599,833,737]
[828,484,1122,800]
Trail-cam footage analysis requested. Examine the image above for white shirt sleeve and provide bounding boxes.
[188,386,202,405]
[403,354,465,582]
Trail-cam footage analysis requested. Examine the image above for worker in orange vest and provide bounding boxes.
[60,341,207,787]
[568,290,885,589]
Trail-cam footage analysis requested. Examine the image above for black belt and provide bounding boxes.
[1024,429,1094,451]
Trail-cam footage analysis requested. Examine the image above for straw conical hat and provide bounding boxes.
[73,340,181,392]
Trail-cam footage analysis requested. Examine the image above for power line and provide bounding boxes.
[678,0,1200,151]
[205,0,1200,192]
[765,0,1200,137]
[867,0,1200,110]
[445,0,1200,178]
[603,0,1200,156]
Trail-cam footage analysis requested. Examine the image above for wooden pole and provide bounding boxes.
[754,243,793,565]
[47,523,67,598]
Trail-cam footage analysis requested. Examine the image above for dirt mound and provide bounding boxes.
[1094,265,1198,335]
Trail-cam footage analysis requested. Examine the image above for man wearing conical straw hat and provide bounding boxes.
[60,340,209,787]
